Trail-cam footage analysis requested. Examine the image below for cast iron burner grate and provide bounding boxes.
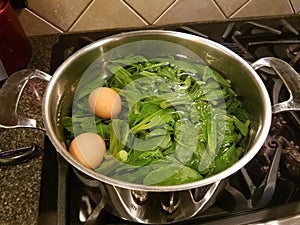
[38,16,300,225]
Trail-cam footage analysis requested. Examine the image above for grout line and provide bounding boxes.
[230,0,296,18]
[120,0,149,25]
[211,0,227,18]
[152,0,179,24]
[223,0,253,18]
[22,8,64,33]
[151,0,179,25]
[288,0,296,13]
[230,0,252,18]
[68,0,95,32]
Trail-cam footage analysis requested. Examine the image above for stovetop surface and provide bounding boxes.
[38,16,300,225]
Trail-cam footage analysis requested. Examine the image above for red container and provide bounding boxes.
[0,0,32,76]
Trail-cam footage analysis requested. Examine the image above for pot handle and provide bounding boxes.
[0,69,51,130]
[251,57,300,114]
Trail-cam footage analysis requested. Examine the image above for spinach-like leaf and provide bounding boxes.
[143,163,202,185]
[64,54,251,186]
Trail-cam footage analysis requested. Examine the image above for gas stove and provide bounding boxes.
[38,16,300,225]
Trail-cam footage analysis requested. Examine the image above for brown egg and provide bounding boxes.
[69,132,106,169]
[88,87,122,119]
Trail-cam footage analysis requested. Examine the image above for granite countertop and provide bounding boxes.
[0,35,59,225]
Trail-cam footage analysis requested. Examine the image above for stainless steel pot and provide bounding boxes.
[0,30,299,224]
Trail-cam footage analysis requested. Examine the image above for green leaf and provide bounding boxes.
[143,163,202,185]
[64,54,251,186]
[232,116,250,136]
[174,120,199,164]
[212,143,237,174]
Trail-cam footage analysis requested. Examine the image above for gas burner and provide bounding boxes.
[270,115,288,133]
[280,136,300,183]
[247,41,300,71]
[258,114,300,185]
[286,44,300,66]
[221,19,300,71]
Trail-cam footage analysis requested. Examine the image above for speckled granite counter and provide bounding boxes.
[0,35,59,225]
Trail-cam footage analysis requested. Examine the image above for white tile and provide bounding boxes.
[16,8,63,36]
[124,0,176,24]
[70,0,147,32]
[290,0,300,13]
[27,0,92,31]
[215,0,249,17]
[232,0,294,18]
[155,0,225,25]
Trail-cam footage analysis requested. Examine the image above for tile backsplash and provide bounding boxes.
[15,0,300,36]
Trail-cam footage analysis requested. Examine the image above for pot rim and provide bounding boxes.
[43,30,272,192]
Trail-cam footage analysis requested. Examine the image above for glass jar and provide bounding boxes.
[0,0,32,78]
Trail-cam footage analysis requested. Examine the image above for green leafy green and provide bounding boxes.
[63,54,251,186]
